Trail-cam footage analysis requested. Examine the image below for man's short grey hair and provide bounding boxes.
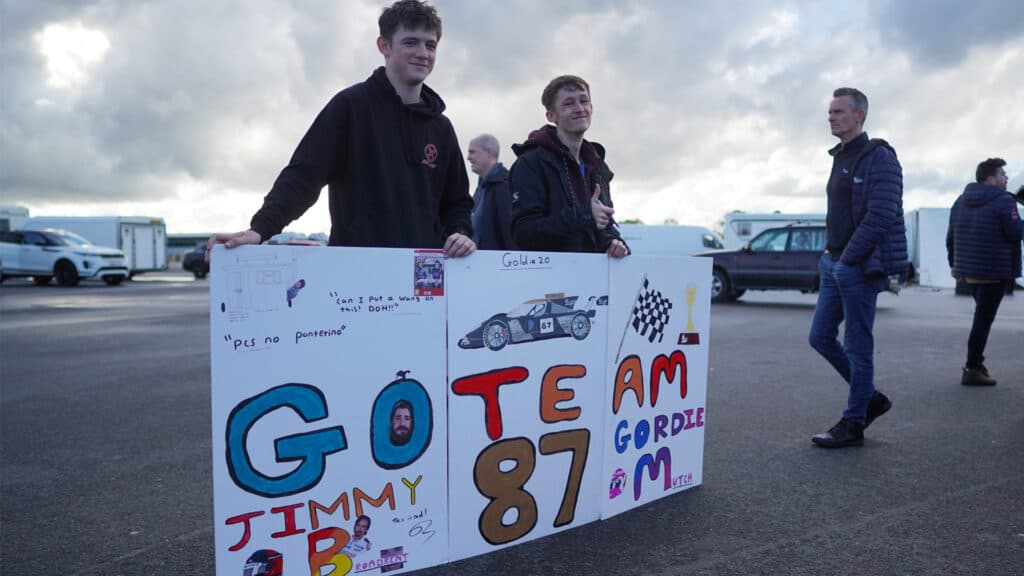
[473,134,500,159]
[833,87,868,121]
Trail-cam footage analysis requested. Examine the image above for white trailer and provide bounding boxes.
[24,216,168,275]
[0,205,30,232]
[905,205,1024,289]
[904,208,953,288]
[721,212,826,249]
[617,224,724,256]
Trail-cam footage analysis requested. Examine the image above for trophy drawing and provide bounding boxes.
[685,283,697,332]
[678,282,700,345]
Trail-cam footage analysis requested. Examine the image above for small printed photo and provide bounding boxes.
[342,515,373,559]
[379,546,408,573]
[414,250,445,296]
[242,549,283,576]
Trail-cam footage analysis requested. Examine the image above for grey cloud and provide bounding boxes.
[3,0,1022,230]
[1,1,377,204]
[873,0,1024,68]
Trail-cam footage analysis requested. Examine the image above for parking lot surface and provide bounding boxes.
[2,275,1022,575]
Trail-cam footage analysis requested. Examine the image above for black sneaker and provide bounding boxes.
[961,365,997,386]
[864,391,892,429]
[812,419,864,448]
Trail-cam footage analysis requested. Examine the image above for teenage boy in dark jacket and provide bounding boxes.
[946,157,1023,386]
[510,75,628,257]
[809,87,907,448]
[207,0,475,258]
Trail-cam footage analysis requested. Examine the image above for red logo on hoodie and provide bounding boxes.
[422,144,438,169]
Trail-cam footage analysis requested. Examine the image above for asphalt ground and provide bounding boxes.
[1,270,1022,575]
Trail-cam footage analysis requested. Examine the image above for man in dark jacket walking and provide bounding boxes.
[467,134,513,250]
[510,75,628,257]
[207,0,475,258]
[809,87,907,448]
[946,157,1023,386]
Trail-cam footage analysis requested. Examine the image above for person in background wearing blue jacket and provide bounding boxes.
[467,134,514,250]
[206,0,475,258]
[809,87,907,448]
[946,158,1022,386]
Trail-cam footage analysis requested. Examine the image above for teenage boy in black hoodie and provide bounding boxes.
[510,75,629,257]
[207,0,475,258]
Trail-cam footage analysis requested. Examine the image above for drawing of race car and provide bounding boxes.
[458,293,608,351]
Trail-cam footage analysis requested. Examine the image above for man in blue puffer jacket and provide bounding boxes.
[946,158,1023,386]
[809,87,908,448]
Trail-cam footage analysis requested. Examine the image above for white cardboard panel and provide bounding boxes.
[601,255,712,518]
[445,251,608,561]
[210,246,448,576]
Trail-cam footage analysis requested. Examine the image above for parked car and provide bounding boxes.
[458,294,608,351]
[695,224,826,303]
[265,232,326,246]
[0,228,128,286]
[182,241,209,279]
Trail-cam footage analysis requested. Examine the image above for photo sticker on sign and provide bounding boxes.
[414,250,445,296]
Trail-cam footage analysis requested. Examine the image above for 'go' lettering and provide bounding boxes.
[226,384,347,497]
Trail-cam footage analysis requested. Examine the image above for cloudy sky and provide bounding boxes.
[3,0,1022,235]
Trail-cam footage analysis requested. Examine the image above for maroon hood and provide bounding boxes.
[512,125,606,204]
[512,125,605,166]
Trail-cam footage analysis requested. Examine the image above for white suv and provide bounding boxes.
[0,228,129,286]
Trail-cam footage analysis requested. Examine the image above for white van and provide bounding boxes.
[721,213,826,249]
[617,224,724,256]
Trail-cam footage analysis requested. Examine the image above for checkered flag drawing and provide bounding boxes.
[630,277,673,343]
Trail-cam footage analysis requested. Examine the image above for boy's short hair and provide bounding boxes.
[976,157,1006,183]
[542,75,590,112]
[379,0,442,42]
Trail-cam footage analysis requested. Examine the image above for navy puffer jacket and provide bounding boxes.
[840,142,909,278]
[946,183,1023,280]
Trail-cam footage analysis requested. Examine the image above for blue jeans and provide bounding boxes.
[808,255,887,425]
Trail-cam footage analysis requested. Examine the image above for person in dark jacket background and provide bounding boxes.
[206,0,475,258]
[809,87,907,449]
[946,157,1022,386]
[467,134,514,250]
[510,75,628,257]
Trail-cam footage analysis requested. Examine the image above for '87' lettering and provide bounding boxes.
[454,365,591,545]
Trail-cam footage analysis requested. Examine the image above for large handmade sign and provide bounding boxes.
[210,246,711,576]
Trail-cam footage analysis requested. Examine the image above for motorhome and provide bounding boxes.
[721,212,826,249]
[24,216,167,275]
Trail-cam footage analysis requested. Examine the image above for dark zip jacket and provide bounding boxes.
[250,67,473,248]
[472,162,514,250]
[946,182,1023,280]
[829,136,908,277]
[509,125,624,253]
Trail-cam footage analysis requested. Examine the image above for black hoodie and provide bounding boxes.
[509,125,623,253]
[250,67,473,248]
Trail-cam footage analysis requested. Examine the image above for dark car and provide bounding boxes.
[696,225,827,303]
[459,293,608,351]
[182,241,209,279]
